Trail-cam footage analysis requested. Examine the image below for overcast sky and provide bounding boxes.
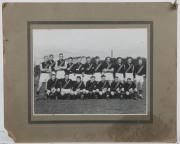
[33,29,147,65]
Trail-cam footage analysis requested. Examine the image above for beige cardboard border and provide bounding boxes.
[3,3,177,142]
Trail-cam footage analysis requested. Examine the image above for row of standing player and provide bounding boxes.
[36,53,146,99]
[42,72,140,100]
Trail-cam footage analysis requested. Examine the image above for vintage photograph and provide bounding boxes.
[33,28,147,115]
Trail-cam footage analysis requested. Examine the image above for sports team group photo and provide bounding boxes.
[33,29,148,114]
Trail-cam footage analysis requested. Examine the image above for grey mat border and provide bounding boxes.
[27,21,153,124]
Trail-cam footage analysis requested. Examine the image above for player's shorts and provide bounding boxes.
[93,72,102,81]
[105,72,114,81]
[115,73,124,80]
[125,73,134,80]
[69,73,76,81]
[56,70,65,79]
[99,89,107,95]
[39,73,50,82]
[135,75,144,83]
[111,91,120,95]
[61,89,72,95]
[74,74,83,80]
[83,74,92,82]
[73,89,85,95]
[85,90,96,94]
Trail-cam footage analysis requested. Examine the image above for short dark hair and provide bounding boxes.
[86,56,90,59]
[59,53,63,56]
[138,57,143,61]
[76,76,81,79]
[95,56,100,59]
[117,57,122,60]
[127,57,132,60]
[101,74,106,78]
[105,56,111,60]
[49,54,54,57]
[127,78,131,80]
[90,76,95,79]
[44,55,48,58]
[115,76,118,79]
[64,73,69,76]
[69,57,73,60]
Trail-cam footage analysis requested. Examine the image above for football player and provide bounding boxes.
[85,76,97,99]
[124,78,138,100]
[92,56,103,82]
[110,76,124,99]
[59,73,73,99]
[83,56,93,84]
[96,74,110,99]
[114,57,126,83]
[72,76,86,99]
[46,71,61,100]
[102,57,114,84]
[55,53,67,79]
[35,55,51,100]
[134,57,146,98]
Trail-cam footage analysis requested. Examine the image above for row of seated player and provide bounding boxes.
[35,72,143,101]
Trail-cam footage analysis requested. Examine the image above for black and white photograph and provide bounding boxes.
[33,28,147,115]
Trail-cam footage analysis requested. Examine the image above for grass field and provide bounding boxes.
[34,77,146,114]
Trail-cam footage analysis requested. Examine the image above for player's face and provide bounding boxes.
[69,59,73,63]
[76,78,81,83]
[51,74,56,80]
[65,75,69,80]
[91,77,95,82]
[44,56,48,62]
[139,59,143,65]
[86,58,91,63]
[49,56,53,61]
[95,58,100,63]
[102,77,106,81]
[127,79,131,83]
[106,58,111,63]
[59,55,63,60]
[78,58,82,63]
[128,59,132,64]
[117,59,122,63]
[115,77,118,82]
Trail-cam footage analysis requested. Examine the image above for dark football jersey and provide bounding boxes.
[41,61,50,73]
[86,80,97,91]
[83,63,93,74]
[59,78,73,89]
[114,63,126,73]
[73,63,84,74]
[124,82,136,91]
[111,81,124,91]
[48,60,56,71]
[66,63,75,74]
[73,81,85,91]
[97,80,110,91]
[134,63,146,76]
[57,59,65,67]
[125,63,134,73]
[47,78,61,90]
[102,62,114,72]
[92,62,103,73]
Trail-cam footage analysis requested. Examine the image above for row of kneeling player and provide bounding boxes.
[36,71,142,101]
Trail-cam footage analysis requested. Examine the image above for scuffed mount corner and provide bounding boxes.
[172,0,178,9]
[0,130,15,143]
[2,3,7,10]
